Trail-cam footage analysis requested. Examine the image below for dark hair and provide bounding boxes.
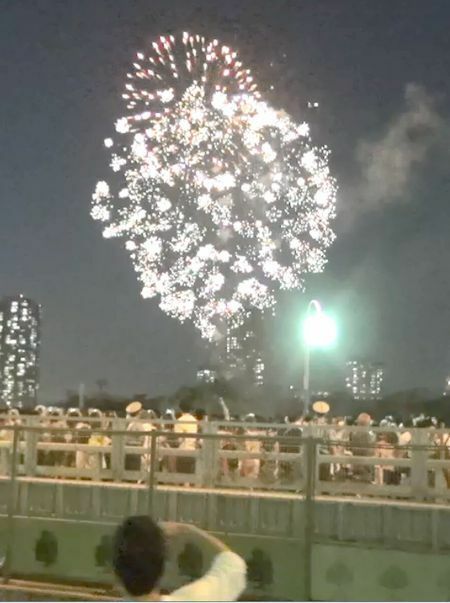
[179,399,192,413]
[416,417,433,428]
[112,516,166,596]
[194,408,206,421]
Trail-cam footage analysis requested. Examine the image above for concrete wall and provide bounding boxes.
[312,544,450,601]
[0,517,305,600]
[1,478,450,600]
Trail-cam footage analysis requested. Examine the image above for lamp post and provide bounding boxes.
[302,300,337,414]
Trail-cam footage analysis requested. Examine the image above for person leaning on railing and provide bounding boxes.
[87,412,112,475]
[47,409,69,472]
[328,417,350,481]
[259,427,279,485]
[240,414,263,481]
[64,408,83,468]
[173,401,198,476]
[277,419,302,485]
[112,515,247,601]
[433,424,450,490]
[160,410,178,475]
[73,417,92,474]
[349,413,376,483]
[375,432,398,486]
[219,425,243,482]
[217,425,234,480]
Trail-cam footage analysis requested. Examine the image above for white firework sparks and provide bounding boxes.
[92,32,337,339]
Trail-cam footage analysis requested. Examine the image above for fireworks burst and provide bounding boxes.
[92,32,337,339]
[121,32,259,129]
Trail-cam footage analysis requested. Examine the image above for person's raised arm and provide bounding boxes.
[161,522,246,601]
[161,522,228,556]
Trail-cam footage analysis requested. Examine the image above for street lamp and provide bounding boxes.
[302,300,337,414]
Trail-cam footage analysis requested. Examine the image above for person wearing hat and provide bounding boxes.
[126,401,143,419]
[125,401,144,475]
[312,400,330,417]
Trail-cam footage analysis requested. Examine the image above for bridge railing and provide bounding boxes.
[1,420,450,500]
[0,423,306,493]
[308,425,450,501]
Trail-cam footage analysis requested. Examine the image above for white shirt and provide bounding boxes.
[174,413,198,451]
[127,419,144,446]
[163,551,247,601]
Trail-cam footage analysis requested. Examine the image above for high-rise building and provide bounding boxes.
[345,360,384,401]
[0,295,41,408]
[216,310,266,387]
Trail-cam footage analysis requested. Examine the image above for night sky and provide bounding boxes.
[2,0,450,401]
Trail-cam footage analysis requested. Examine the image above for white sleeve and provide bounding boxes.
[168,551,247,601]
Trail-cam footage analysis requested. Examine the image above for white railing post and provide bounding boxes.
[197,422,217,488]
[410,430,429,500]
[301,423,313,492]
[92,448,102,481]
[24,419,38,477]
[3,426,19,583]
[111,418,125,482]
[208,423,220,488]
[304,435,317,601]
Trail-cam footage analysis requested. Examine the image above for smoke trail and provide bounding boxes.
[343,84,444,220]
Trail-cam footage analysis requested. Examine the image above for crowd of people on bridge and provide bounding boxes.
[0,399,449,490]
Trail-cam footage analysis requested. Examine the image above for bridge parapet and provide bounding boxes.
[1,421,450,599]
[0,420,449,502]
[1,478,450,600]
